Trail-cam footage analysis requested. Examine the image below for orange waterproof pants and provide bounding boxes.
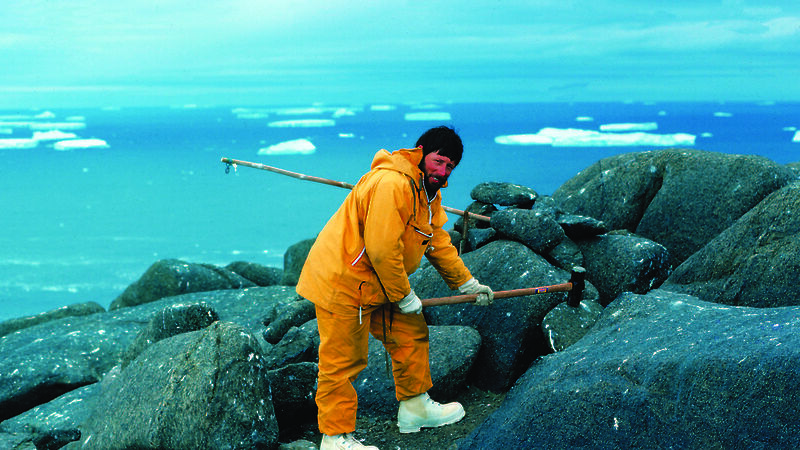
[315,303,433,436]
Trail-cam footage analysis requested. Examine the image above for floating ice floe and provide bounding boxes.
[371,105,397,111]
[575,116,594,122]
[0,128,11,134]
[267,119,335,128]
[713,112,733,118]
[793,131,800,143]
[338,133,356,138]
[404,112,452,121]
[0,138,38,149]
[33,130,79,141]
[599,122,658,132]
[258,138,316,155]
[53,139,109,151]
[495,128,696,147]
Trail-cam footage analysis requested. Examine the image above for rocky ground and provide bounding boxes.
[284,386,506,449]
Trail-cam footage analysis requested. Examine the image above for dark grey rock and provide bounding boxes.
[0,384,99,440]
[576,232,671,305]
[454,201,497,232]
[464,227,496,251]
[0,302,105,338]
[490,209,565,253]
[264,324,318,370]
[282,238,316,286]
[266,362,318,440]
[262,298,315,344]
[544,237,584,271]
[663,181,800,307]
[120,302,219,369]
[471,182,538,208]
[459,289,800,449]
[541,299,604,352]
[0,286,297,424]
[226,261,283,286]
[78,321,279,450]
[110,259,255,310]
[553,149,795,267]
[0,432,35,450]
[412,240,574,392]
[557,213,609,239]
[355,326,481,419]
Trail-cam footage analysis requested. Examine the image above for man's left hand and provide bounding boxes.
[458,278,494,306]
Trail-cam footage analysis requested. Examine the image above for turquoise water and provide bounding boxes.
[1,102,798,320]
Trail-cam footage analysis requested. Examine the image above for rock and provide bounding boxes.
[0,286,297,424]
[78,321,279,449]
[262,298,315,344]
[553,149,795,266]
[540,299,604,352]
[412,240,576,392]
[556,213,609,240]
[576,232,671,305]
[0,384,99,445]
[489,209,566,253]
[458,290,800,449]
[110,259,255,310]
[454,201,497,233]
[470,182,538,208]
[0,432,35,450]
[264,323,318,370]
[226,261,283,286]
[282,238,316,286]
[266,362,318,439]
[119,302,219,369]
[464,227,496,251]
[0,302,105,338]
[544,237,584,271]
[355,326,481,419]
[662,181,800,307]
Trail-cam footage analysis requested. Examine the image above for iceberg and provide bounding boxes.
[53,139,109,151]
[33,130,79,141]
[371,105,397,111]
[713,112,733,118]
[599,122,658,132]
[404,112,452,121]
[793,131,799,143]
[29,122,87,131]
[258,138,316,155]
[495,128,696,147]
[267,119,335,128]
[575,116,594,122]
[0,138,38,149]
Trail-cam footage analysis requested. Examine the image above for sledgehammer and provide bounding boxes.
[422,266,586,308]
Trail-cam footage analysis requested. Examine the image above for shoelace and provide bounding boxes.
[337,433,366,449]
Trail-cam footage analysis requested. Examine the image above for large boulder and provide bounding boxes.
[226,261,283,286]
[489,209,566,253]
[552,149,795,266]
[0,302,105,338]
[576,231,671,305]
[459,290,800,449]
[0,286,297,424]
[470,181,538,208]
[281,238,315,286]
[412,240,581,392]
[77,321,279,449]
[110,259,255,310]
[662,181,800,307]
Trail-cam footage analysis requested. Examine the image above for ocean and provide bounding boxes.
[2,102,798,321]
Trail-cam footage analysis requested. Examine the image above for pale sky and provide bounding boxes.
[2,0,799,108]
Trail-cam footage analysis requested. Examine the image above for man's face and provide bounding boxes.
[421,150,456,193]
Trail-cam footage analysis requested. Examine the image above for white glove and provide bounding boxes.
[459,278,494,306]
[398,290,423,314]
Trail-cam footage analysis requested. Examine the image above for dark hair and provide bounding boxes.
[415,126,463,166]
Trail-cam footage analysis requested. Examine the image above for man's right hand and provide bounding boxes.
[398,290,423,314]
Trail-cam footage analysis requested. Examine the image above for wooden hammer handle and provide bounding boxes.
[421,282,573,307]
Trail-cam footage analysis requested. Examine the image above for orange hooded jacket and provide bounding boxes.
[296,147,472,315]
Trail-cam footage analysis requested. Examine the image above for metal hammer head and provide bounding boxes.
[567,266,586,307]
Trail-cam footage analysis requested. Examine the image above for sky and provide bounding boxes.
[1,0,799,108]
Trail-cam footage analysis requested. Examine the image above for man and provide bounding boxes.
[296,126,493,450]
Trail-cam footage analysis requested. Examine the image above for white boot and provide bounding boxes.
[397,392,465,433]
[320,433,379,450]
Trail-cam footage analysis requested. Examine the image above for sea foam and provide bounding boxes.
[495,128,696,147]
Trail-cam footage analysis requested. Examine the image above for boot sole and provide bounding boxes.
[397,409,466,434]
